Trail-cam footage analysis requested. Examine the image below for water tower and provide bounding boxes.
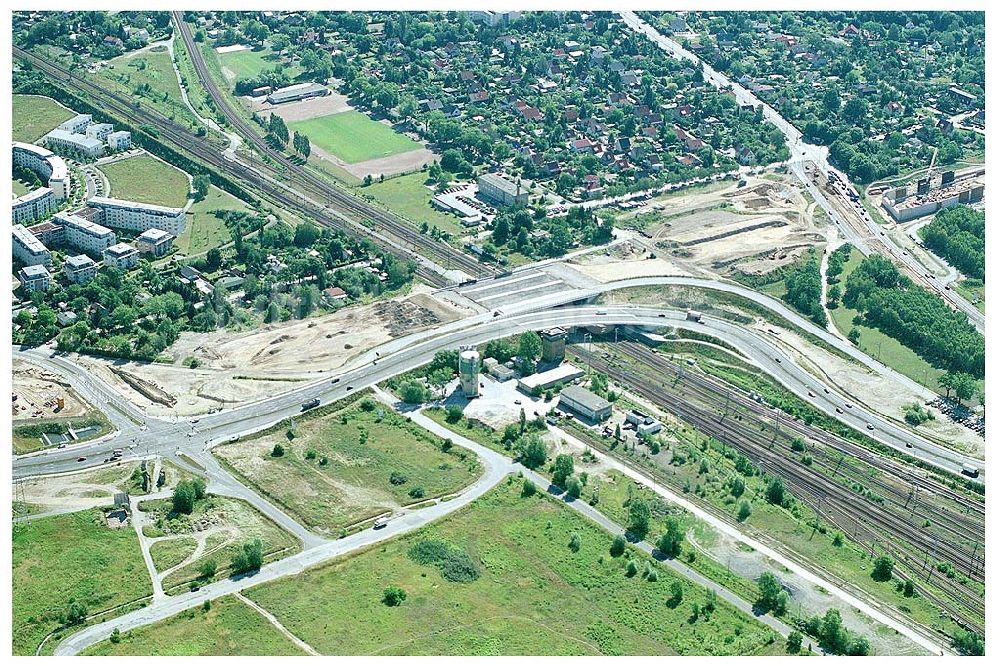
[459,348,480,398]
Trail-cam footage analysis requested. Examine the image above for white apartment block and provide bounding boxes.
[137,228,174,257]
[85,123,115,141]
[103,242,139,271]
[54,212,117,256]
[63,254,98,284]
[12,224,52,267]
[44,128,106,160]
[13,142,70,200]
[106,131,132,153]
[18,265,52,292]
[12,187,57,224]
[87,196,186,235]
[58,113,93,134]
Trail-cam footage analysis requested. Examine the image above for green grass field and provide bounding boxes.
[93,46,200,128]
[289,111,421,164]
[149,537,199,572]
[99,154,190,208]
[13,94,74,143]
[13,178,34,196]
[82,595,307,656]
[953,278,985,314]
[214,395,482,536]
[242,481,781,655]
[13,508,151,655]
[175,186,255,256]
[218,46,300,82]
[362,172,465,235]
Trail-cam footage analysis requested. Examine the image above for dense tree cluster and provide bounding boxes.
[782,252,826,325]
[14,11,172,58]
[919,206,984,281]
[802,609,870,655]
[843,255,984,378]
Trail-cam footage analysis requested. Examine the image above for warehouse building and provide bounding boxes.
[87,196,186,235]
[558,385,612,423]
[103,242,139,271]
[517,363,585,393]
[13,187,57,224]
[13,142,70,200]
[63,254,98,284]
[478,172,529,207]
[54,212,117,256]
[267,82,329,105]
[13,224,52,267]
[18,265,52,292]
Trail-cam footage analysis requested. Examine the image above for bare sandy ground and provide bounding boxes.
[253,91,353,121]
[16,465,135,515]
[571,242,695,282]
[70,290,466,417]
[13,360,90,421]
[338,146,437,180]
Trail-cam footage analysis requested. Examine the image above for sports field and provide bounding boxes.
[289,111,422,164]
[99,154,190,208]
[13,94,74,143]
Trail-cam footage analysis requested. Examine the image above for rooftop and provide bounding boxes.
[559,384,612,413]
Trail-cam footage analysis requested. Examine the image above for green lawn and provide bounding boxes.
[362,172,465,235]
[176,186,255,256]
[82,595,307,656]
[13,177,34,197]
[243,481,781,655]
[214,394,482,536]
[13,94,74,142]
[149,537,199,572]
[218,46,300,82]
[99,154,190,208]
[289,111,422,164]
[13,508,152,655]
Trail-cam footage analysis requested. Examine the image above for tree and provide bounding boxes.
[231,538,263,574]
[565,476,582,499]
[756,572,787,615]
[192,174,210,201]
[730,476,745,498]
[65,600,88,625]
[521,479,536,497]
[952,630,985,656]
[171,480,196,514]
[737,500,752,522]
[568,532,581,552]
[656,517,684,558]
[382,586,407,606]
[110,628,121,644]
[765,477,785,505]
[293,222,320,248]
[517,435,547,469]
[871,555,894,582]
[610,534,626,557]
[445,404,464,423]
[199,559,217,579]
[628,498,651,538]
[552,454,575,487]
[669,580,684,606]
[786,630,803,654]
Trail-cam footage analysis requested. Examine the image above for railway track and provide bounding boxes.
[171,13,491,282]
[573,344,984,631]
[14,46,461,289]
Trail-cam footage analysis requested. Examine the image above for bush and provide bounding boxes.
[568,532,581,552]
[871,555,894,582]
[171,480,196,515]
[565,476,582,498]
[110,628,121,644]
[408,486,425,499]
[610,534,626,557]
[765,477,785,505]
[382,586,407,606]
[521,479,536,497]
[230,539,263,575]
[389,471,407,485]
[625,559,639,577]
[408,540,453,565]
[737,501,752,522]
[440,551,480,582]
[271,443,285,457]
[198,559,217,579]
[445,404,464,423]
[786,630,803,654]
[305,449,317,460]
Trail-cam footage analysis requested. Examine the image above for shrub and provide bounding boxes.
[445,404,464,423]
[737,501,752,522]
[440,551,480,582]
[786,630,803,654]
[625,559,639,577]
[521,479,537,497]
[408,486,425,499]
[230,539,263,575]
[198,559,217,579]
[110,628,121,644]
[271,443,285,457]
[565,476,582,498]
[872,555,894,582]
[305,449,318,460]
[389,471,407,485]
[382,586,407,606]
[568,532,581,552]
[610,535,626,557]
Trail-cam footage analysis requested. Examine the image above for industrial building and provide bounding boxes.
[483,357,517,382]
[477,173,529,207]
[63,254,98,284]
[625,409,663,436]
[12,187,57,224]
[459,348,481,398]
[87,197,186,235]
[267,82,329,105]
[54,212,117,256]
[103,243,139,271]
[136,228,174,257]
[881,172,985,222]
[558,385,613,423]
[44,128,106,160]
[540,327,567,362]
[18,265,52,292]
[517,363,585,393]
[13,142,70,200]
[12,224,52,267]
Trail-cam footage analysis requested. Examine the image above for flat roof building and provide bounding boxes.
[478,172,529,207]
[517,363,585,393]
[54,212,117,256]
[13,187,57,225]
[267,82,329,104]
[106,130,132,152]
[13,142,70,200]
[58,113,93,134]
[103,242,139,271]
[136,228,174,257]
[87,196,186,235]
[85,123,114,141]
[44,128,106,160]
[18,264,52,292]
[63,254,98,284]
[558,385,612,423]
[13,224,52,267]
